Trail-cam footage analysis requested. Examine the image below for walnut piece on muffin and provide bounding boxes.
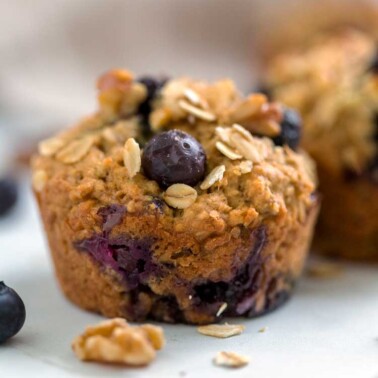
[265,28,378,260]
[32,69,318,324]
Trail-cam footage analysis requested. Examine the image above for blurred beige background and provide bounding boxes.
[1,0,377,139]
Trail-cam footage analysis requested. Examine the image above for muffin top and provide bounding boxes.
[32,69,316,242]
[265,28,378,178]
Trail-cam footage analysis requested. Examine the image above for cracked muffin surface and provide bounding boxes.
[32,69,318,324]
[265,28,378,260]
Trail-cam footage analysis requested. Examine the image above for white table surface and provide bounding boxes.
[0,179,377,378]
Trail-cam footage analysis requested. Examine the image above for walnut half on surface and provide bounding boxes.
[72,318,165,366]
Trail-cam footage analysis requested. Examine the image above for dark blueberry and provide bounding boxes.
[97,204,126,234]
[0,178,18,217]
[272,108,302,150]
[142,130,206,188]
[75,234,119,270]
[137,76,168,134]
[252,288,291,317]
[151,197,165,213]
[75,233,157,290]
[194,281,229,304]
[0,282,26,344]
[111,235,157,290]
[193,227,267,316]
[367,48,378,74]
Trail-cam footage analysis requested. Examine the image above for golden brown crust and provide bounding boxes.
[37,188,318,323]
[32,69,318,323]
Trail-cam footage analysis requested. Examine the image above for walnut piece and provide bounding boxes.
[72,318,165,366]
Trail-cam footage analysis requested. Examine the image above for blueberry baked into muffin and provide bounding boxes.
[265,29,378,260]
[32,69,318,324]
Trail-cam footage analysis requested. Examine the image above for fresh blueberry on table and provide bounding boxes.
[272,108,302,150]
[0,178,18,217]
[0,282,26,343]
[142,130,206,188]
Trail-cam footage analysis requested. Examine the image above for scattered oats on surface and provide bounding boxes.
[306,261,344,278]
[197,323,245,338]
[216,302,228,317]
[200,165,226,190]
[215,141,242,160]
[258,327,268,333]
[164,184,198,209]
[38,136,66,157]
[123,138,141,178]
[178,100,216,122]
[56,135,95,164]
[32,169,48,192]
[213,351,250,368]
[72,318,165,366]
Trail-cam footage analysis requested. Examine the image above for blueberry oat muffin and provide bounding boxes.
[265,29,378,260]
[32,69,318,324]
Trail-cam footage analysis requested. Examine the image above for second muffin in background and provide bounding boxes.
[265,28,378,260]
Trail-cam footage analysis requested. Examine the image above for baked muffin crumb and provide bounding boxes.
[32,69,318,324]
[266,28,378,260]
